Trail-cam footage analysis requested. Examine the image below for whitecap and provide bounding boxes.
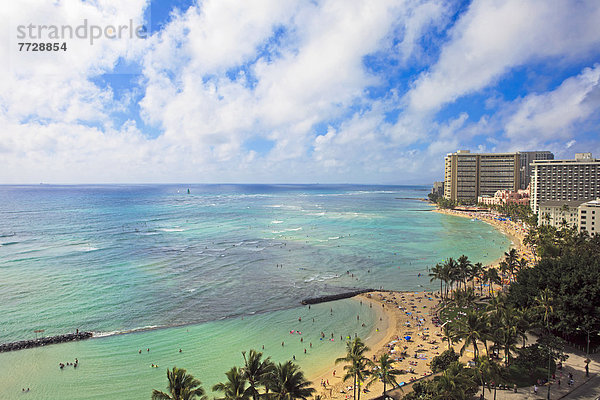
[93,325,159,338]
[271,220,284,224]
[77,246,99,252]
[159,228,185,232]
[304,273,341,283]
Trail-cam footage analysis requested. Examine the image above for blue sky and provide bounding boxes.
[1,0,599,184]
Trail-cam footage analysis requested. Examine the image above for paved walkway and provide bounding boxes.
[561,373,600,399]
[476,347,600,400]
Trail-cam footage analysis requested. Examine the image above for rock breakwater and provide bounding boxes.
[0,332,93,353]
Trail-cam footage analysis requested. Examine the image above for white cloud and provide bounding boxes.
[138,0,428,177]
[0,0,147,125]
[1,0,600,184]
[504,64,600,140]
[408,0,600,112]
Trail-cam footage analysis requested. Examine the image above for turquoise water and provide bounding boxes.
[0,185,510,398]
[0,299,380,399]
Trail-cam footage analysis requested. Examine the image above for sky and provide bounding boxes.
[1,0,599,184]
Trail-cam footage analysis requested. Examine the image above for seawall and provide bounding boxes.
[0,332,93,353]
[300,289,375,305]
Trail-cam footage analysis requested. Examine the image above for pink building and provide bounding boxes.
[478,186,530,206]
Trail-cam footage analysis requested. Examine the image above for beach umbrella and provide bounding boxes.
[404,336,411,341]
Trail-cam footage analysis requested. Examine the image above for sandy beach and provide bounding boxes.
[309,291,442,400]
[309,207,533,400]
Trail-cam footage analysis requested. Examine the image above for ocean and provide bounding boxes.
[0,184,510,399]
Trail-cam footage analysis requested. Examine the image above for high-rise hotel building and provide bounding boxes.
[530,153,600,214]
[444,150,553,202]
[519,151,554,189]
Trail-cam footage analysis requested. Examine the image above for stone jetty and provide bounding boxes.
[0,332,93,353]
[301,289,375,305]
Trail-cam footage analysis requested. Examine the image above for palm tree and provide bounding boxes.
[434,362,473,399]
[366,354,402,397]
[498,261,508,289]
[516,257,528,277]
[445,258,460,297]
[335,338,372,400]
[503,248,519,281]
[213,367,252,400]
[497,307,522,366]
[485,292,506,315]
[455,309,489,360]
[473,356,501,400]
[515,307,531,347]
[457,255,472,290]
[452,287,479,309]
[535,288,554,332]
[484,268,501,297]
[434,373,460,399]
[534,288,554,400]
[265,361,314,400]
[472,262,484,294]
[242,350,274,400]
[429,263,444,299]
[440,261,451,301]
[442,322,455,351]
[152,367,207,400]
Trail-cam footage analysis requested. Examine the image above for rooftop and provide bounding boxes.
[532,153,597,164]
[581,198,600,207]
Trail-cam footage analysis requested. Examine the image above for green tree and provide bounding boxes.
[472,262,484,294]
[516,257,528,276]
[484,268,500,297]
[242,350,274,400]
[498,261,509,289]
[455,309,489,360]
[496,307,523,366]
[457,255,472,290]
[444,258,459,298]
[503,248,519,282]
[535,288,553,333]
[430,348,459,373]
[152,367,207,400]
[335,338,372,400]
[513,344,550,382]
[452,287,480,309]
[429,263,444,300]
[213,367,252,400]
[472,356,501,400]
[507,234,600,338]
[367,354,402,396]
[433,362,477,399]
[265,361,315,400]
[441,323,455,351]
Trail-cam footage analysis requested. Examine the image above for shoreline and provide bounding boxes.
[307,294,394,386]
[308,207,532,399]
[309,291,441,400]
[432,207,534,266]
